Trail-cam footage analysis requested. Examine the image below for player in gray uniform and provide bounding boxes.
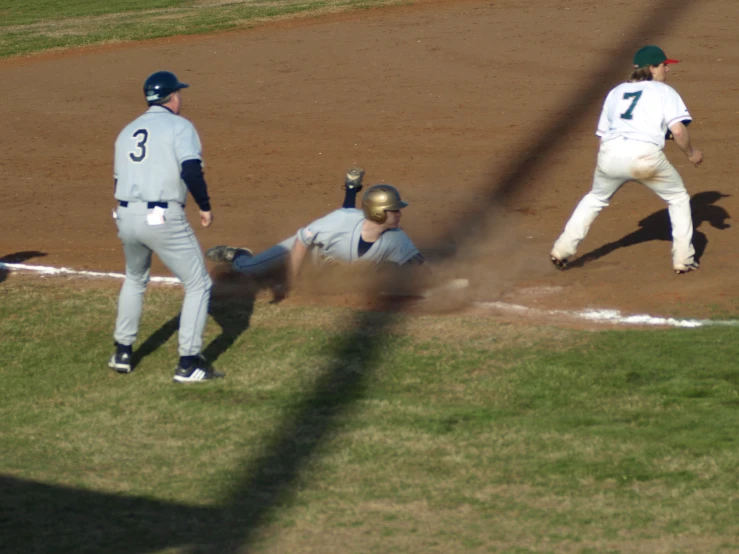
[206,170,425,295]
[109,70,223,383]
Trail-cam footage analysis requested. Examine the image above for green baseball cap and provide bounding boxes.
[633,45,679,68]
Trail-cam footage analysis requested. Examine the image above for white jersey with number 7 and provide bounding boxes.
[596,80,691,148]
[551,75,699,273]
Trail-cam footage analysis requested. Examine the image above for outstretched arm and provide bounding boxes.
[402,253,433,285]
[378,252,433,290]
[403,252,426,266]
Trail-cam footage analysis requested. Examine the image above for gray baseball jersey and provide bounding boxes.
[114,105,202,203]
[233,208,420,276]
[298,208,419,265]
[112,105,211,357]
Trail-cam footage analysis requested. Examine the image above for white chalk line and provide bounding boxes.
[3,261,738,328]
[473,301,739,328]
[1,261,180,285]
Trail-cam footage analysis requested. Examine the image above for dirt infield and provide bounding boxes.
[1,0,737,320]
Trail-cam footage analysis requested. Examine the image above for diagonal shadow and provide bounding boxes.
[2,1,696,552]
[566,191,731,268]
[1,475,217,554]
[0,250,47,285]
[195,309,393,553]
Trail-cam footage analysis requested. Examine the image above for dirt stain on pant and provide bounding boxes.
[631,157,659,181]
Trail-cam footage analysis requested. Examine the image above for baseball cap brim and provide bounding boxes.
[664,58,680,65]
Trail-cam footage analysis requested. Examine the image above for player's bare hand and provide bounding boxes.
[200,210,213,227]
[688,149,703,167]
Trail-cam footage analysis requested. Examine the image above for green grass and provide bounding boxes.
[0,0,193,26]
[0,0,404,58]
[2,276,739,553]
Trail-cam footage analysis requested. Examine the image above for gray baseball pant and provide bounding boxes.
[232,235,297,277]
[113,202,212,356]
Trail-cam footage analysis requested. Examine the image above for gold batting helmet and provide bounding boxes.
[362,184,409,223]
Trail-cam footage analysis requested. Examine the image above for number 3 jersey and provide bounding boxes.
[595,80,691,150]
[114,106,203,204]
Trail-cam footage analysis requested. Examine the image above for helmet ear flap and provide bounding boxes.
[369,210,388,224]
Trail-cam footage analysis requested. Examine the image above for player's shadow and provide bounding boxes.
[129,314,181,370]
[202,284,256,364]
[0,250,47,284]
[566,191,731,269]
[130,275,256,371]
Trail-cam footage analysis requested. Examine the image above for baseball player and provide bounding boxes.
[550,45,704,274]
[206,168,426,296]
[109,70,222,383]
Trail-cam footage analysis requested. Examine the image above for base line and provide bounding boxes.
[0,261,180,285]
[3,261,737,328]
[474,301,739,329]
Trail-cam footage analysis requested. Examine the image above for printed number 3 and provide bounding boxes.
[129,129,148,162]
[620,91,642,120]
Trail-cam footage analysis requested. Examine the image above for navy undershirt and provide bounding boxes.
[181,159,211,211]
[358,237,374,258]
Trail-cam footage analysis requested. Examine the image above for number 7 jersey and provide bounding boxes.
[596,80,691,150]
[114,105,203,204]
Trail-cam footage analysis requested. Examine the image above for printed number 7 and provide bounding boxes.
[620,91,642,120]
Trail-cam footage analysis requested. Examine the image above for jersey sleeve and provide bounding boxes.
[663,86,691,128]
[174,119,203,165]
[113,129,125,179]
[296,209,342,247]
[383,230,420,265]
[595,91,615,137]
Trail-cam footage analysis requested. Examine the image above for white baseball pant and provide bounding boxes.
[551,137,695,269]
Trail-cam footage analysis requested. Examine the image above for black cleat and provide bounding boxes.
[550,255,568,270]
[205,245,253,263]
[173,355,224,383]
[674,261,700,275]
[343,167,365,191]
[108,351,132,374]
